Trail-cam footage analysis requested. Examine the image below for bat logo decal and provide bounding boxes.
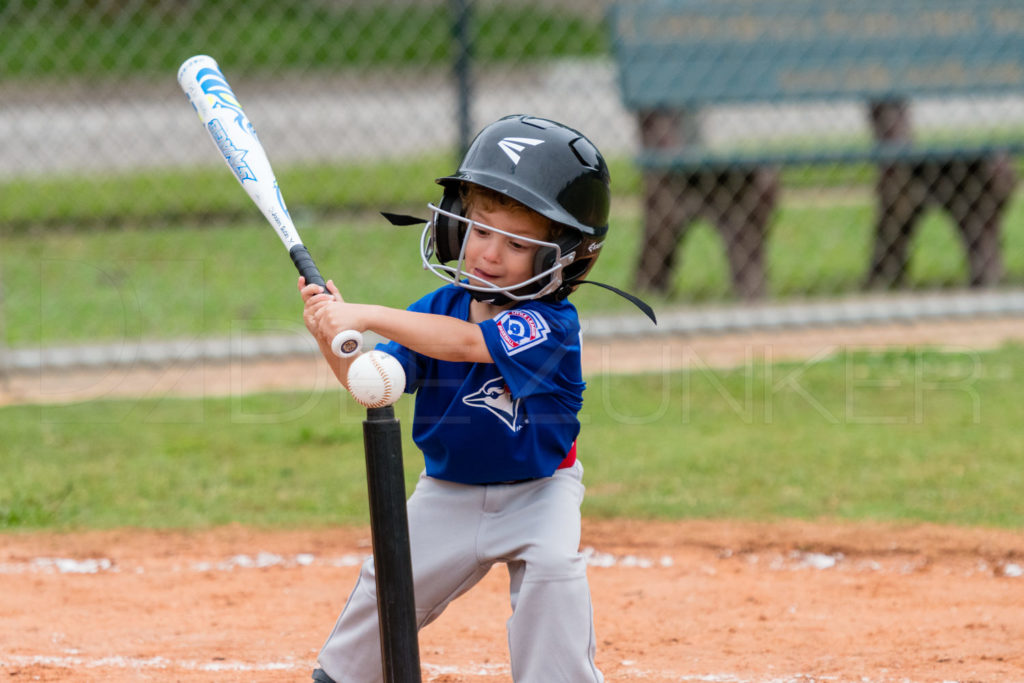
[208,119,256,183]
[196,65,258,141]
[196,66,240,110]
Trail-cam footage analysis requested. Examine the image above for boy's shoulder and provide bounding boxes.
[489,298,580,355]
[514,296,579,322]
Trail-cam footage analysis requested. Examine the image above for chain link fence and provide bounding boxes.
[0,0,617,216]
[3,0,1024,369]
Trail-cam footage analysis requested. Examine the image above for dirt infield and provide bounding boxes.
[2,520,1023,682]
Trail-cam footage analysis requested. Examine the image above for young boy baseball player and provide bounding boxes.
[300,115,652,683]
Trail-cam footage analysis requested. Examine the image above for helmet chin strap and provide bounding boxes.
[468,289,513,306]
[381,211,426,225]
[574,280,657,324]
[380,212,656,325]
[470,282,656,325]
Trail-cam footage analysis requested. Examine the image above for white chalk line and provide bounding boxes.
[5,547,1021,578]
[0,654,300,673]
[0,546,676,576]
[0,655,508,680]
[0,655,937,682]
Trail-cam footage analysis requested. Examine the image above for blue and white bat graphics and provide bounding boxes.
[177,55,361,357]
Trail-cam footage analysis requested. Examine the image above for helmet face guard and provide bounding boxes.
[421,202,578,302]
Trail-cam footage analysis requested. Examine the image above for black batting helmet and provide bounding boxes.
[423,114,611,302]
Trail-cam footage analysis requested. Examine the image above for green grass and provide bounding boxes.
[0,155,641,230]
[2,346,1021,531]
[0,3,605,78]
[0,185,648,347]
[5,187,1024,347]
[0,390,381,530]
[0,155,455,229]
[582,346,1024,526]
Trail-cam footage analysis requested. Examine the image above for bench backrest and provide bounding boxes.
[611,0,1024,108]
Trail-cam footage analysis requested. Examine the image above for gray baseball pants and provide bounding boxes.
[316,461,603,682]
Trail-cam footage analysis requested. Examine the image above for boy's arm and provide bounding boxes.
[359,305,493,364]
[305,279,493,368]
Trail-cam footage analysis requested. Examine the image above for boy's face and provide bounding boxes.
[463,205,550,293]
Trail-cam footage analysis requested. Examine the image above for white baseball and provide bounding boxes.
[346,350,406,408]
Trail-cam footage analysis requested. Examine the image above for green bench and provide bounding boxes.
[610,0,1024,299]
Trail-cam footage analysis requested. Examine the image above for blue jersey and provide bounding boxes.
[377,285,585,485]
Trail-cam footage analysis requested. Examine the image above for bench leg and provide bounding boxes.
[869,155,1015,290]
[634,170,702,294]
[935,155,1016,287]
[866,163,928,289]
[710,168,779,300]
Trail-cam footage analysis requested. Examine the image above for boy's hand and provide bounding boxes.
[313,287,365,342]
[297,277,363,383]
[299,277,364,343]
[298,276,342,341]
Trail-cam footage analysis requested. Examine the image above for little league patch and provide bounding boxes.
[494,309,550,356]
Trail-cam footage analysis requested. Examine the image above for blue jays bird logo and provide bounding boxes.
[463,377,524,432]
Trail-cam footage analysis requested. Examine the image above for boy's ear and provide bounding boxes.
[534,233,578,273]
[433,190,467,263]
[533,244,559,274]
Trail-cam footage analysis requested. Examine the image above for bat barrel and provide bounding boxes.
[362,406,422,682]
[178,54,301,250]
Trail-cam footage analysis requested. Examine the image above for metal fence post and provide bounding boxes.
[450,0,473,159]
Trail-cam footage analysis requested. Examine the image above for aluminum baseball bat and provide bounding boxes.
[177,54,361,358]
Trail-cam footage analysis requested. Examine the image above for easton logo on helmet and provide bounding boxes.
[497,137,544,165]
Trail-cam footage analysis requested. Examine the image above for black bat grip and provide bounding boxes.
[290,244,328,293]
[291,243,362,357]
